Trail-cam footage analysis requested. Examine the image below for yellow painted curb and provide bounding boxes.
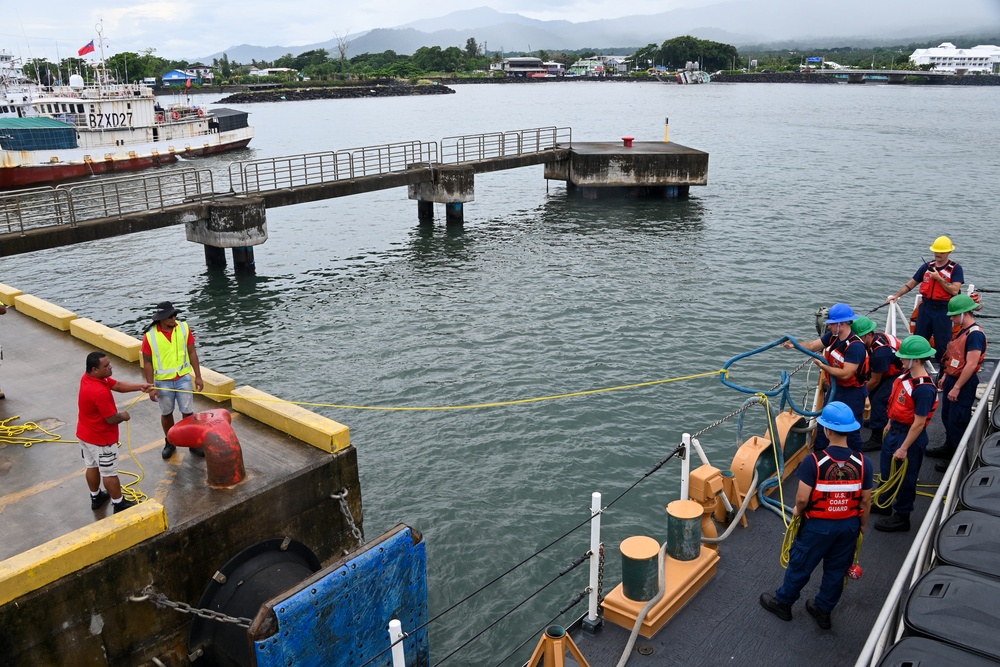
[201,367,236,403]
[13,294,77,331]
[0,500,168,606]
[231,385,350,453]
[70,318,143,362]
[0,283,22,306]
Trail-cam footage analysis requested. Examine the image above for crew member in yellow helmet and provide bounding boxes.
[886,236,963,364]
[142,301,205,459]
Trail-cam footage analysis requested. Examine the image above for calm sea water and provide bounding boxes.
[5,81,999,663]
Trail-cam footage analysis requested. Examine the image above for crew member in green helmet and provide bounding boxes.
[850,316,904,452]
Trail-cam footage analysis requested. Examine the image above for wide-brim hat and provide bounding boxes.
[152,301,180,322]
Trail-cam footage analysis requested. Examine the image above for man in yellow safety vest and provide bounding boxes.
[142,301,205,459]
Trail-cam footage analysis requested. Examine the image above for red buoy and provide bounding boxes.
[168,409,246,487]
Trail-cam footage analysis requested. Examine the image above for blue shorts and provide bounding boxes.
[155,375,195,416]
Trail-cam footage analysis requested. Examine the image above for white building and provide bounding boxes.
[909,43,1000,74]
[489,57,548,77]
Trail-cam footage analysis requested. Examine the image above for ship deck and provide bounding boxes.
[0,305,338,562]
[570,387,961,667]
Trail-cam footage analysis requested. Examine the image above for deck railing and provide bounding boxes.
[855,359,1000,666]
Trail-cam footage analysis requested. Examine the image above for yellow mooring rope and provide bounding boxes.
[0,415,76,447]
[871,457,908,511]
[116,393,150,505]
[780,515,801,568]
[155,369,727,411]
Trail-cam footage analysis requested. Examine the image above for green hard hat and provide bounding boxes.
[851,316,877,336]
[947,294,978,316]
[897,335,935,359]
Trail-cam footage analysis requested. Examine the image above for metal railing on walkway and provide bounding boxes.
[228,141,438,193]
[1,169,215,235]
[440,127,571,163]
[1,127,572,235]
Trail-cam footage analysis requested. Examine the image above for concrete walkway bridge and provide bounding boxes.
[0,126,708,270]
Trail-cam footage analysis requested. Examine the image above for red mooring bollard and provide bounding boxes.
[622,136,634,147]
[168,409,246,487]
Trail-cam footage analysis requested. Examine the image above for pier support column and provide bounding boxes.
[232,246,256,274]
[445,203,464,226]
[417,200,434,223]
[204,245,227,269]
[408,165,474,227]
[188,197,267,271]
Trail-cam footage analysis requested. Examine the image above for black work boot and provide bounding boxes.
[806,599,832,629]
[862,429,883,452]
[759,593,792,621]
[875,513,911,532]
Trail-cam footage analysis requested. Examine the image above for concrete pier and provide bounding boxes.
[545,141,708,199]
[187,197,267,272]
[0,291,360,666]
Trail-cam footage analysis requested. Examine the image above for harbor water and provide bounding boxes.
[4,81,998,663]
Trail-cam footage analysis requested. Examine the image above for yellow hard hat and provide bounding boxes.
[929,236,955,253]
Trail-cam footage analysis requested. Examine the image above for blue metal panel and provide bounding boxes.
[253,527,429,667]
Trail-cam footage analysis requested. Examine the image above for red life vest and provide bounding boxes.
[871,332,904,379]
[887,373,939,426]
[942,323,988,378]
[824,333,870,388]
[804,451,865,519]
[919,260,957,302]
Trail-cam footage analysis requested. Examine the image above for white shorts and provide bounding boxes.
[80,440,119,477]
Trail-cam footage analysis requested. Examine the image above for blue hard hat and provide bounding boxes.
[817,401,861,432]
[825,303,857,324]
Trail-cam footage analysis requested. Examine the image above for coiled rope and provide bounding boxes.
[871,457,908,510]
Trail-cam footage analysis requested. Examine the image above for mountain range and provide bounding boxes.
[198,3,1000,64]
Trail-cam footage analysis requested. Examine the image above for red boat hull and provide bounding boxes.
[0,139,252,191]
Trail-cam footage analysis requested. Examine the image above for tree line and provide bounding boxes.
[20,34,955,85]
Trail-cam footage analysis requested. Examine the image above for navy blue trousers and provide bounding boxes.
[815,385,867,451]
[868,377,894,432]
[914,301,952,364]
[879,426,928,517]
[776,516,860,613]
[940,374,978,447]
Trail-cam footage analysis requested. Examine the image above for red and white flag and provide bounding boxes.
[78,40,95,56]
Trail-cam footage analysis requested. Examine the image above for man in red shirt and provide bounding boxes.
[77,351,151,513]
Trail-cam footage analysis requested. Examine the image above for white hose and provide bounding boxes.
[615,540,669,667]
[701,469,759,544]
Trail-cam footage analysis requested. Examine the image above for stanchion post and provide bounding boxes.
[388,619,406,667]
[582,491,603,634]
[680,433,691,500]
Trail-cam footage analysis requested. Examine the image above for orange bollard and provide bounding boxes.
[168,409,246,487]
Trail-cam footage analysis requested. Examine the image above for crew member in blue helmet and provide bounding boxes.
[886,236,964,365]
[760,402,873,630]
[787,303,870,451]
[873,335,940,533]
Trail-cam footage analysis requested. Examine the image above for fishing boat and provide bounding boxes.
[1,284,996,666]
[0,66,253,190]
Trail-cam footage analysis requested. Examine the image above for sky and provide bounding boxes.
[2,0,998,63]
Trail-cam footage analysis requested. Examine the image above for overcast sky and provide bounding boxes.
[3,0,998,62]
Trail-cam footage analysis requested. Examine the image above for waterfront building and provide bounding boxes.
[489,57,548,77]
[909,43,1000,74]
[568,55,631,77]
